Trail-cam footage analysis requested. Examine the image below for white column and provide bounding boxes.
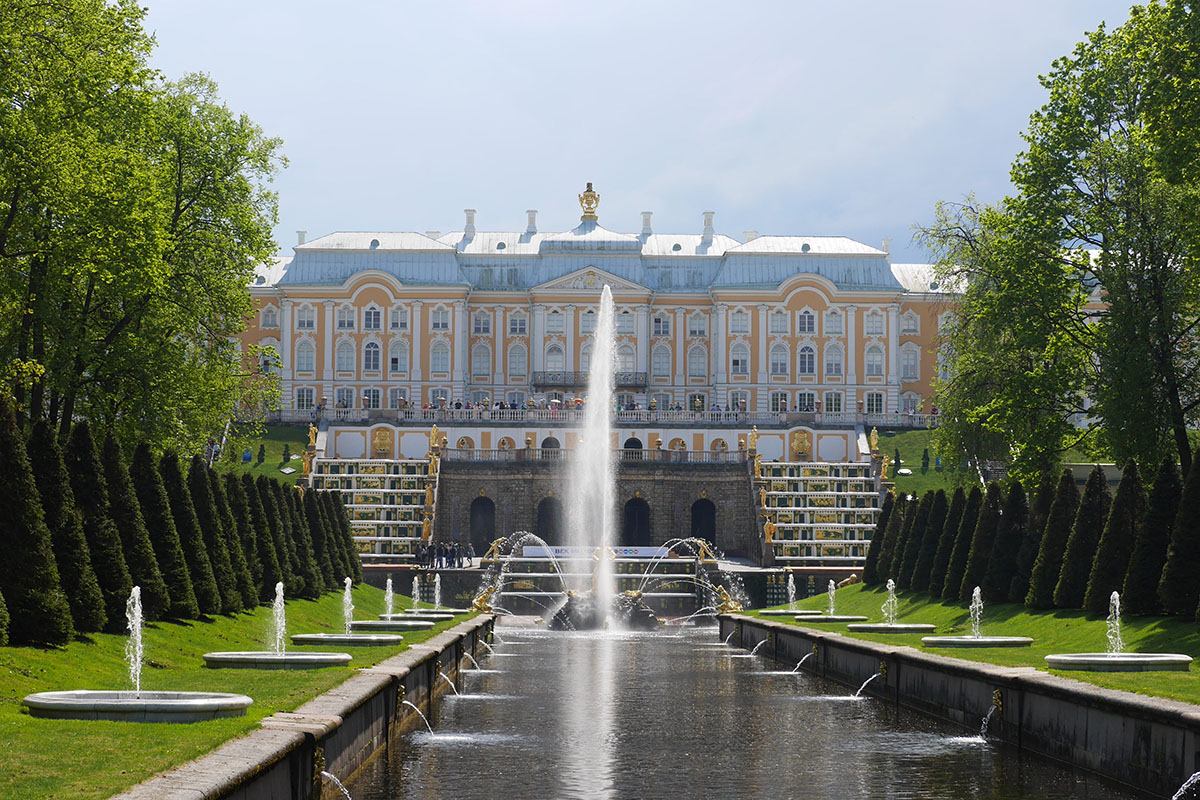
[531,304,545,372]
[756,305,769,384]
[564,305,575,372]
[452,300,467,385]
[279,298,292,379]
[713,303,726,384]
[846,305,858,385]
[887,304,900,387]
[322,301,335,382]
[410,301,423,382]
[673,307,686,385]
[636,305,650,373]
[493,307,504,384]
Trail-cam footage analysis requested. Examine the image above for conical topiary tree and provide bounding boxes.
[912,489,949,592]
[324,490,357,581]
[256,476,296,593]
[271,481,302,596]
[1159,448,1200,617]
[102,434,170,621]
[0,587,8,646]
[319,490,351,581]
[1029,472,1057,551]
[862,492,895,586]
[130,444,198,619]
[188,456,241,614]
[889,496,918,585]
[944,486,983,603]
[210,469,256,609]
[226,473,262,590]
[1122,457,1182,615]
[897,491,934,590]
[27,420,106,633]
[874,495,909,583]
[1008,476,1049,604]
[1025,470,1080,609]
[243,473,282,602]
[960,483,1004,601]
[332,493,362,582]
[984,481,1027,602]
[159,452,221,615]
[1054,466,1112,609]
[65,420,132,633]
[928,487,966,598]
[285,488,322,598]
[1084,462,1147,617]
[304,488,336,591]
[0,401,74,645]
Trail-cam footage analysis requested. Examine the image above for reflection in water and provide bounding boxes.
[352,628,1140,800]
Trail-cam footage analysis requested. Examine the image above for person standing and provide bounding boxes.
[466,542,476,568]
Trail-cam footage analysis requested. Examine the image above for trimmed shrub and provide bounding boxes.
[281,443,291,464]
[0,401,74,645]
[256,476,296,592]
[897,491,934,590]
[1025,470,1080,609]
[322,491,353,581]
[0,587,8,646]
[1084,462,1146,617]
[874,495,908,583]
[1159,448,1200,616]
[921,448,930,474]
[243,473,282,602]
[305,488,336,591]
[256,444,265,465]
[284,488,322,598]
[65,421,131,633]
[130,444,198,619]
[944,486,983,602]
[210,469,256,609]
[102,434,170,621]
[960,482,1003,601]
[1122,457,1182,615]
[911,489,948,592]
[985,481,1027,602]
[1029,472,1057,547]
[159,452,221,615]
[225,473,262,589]
[928,487,966,598]
[862,492,895,586]
[1008,476,1051,604]
[1054,466,1112,609]
[333,493,362,582]
[894,448,901,471]
[27,420,106,632]
[271,481,302,595]
[188,456,241,614]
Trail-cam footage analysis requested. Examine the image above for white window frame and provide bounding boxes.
[797,345,815,376]
[473,312,491,335]
[363,306,381,331]
[864,310,884,336]
[688,313,707,337]
[581,310,596,335]
[296,305,316,330]
[390,306,408,330]
[471,344,491,379]
[900,311,920,335]
[823,391,843,414]
[335,341,354,372]
[824,345,843,377]
[546,311,564,333]
[508,343,527,379]
[769,310,788,334]
[509,313,527,335]
[430,341,450,374]
[295,341,315,373]
[824,310,843,336]
[730,310,749,334]
[363,341,381,372]
[651,345,671,378]
[796,310,815,334]
[731,344,750,376]
[336,306,355,330]
[431,308,450,331]
[617,311,634,335]
[545,344,565,372]
[295,387,315,410]
[389,341,409,375]
[260,306,279,329]
[865,345,884,377]
[652,314,671,336]
[617,344,635,373]
[687,345,707,378]
[865,391,884,415]
[770,344,788,376]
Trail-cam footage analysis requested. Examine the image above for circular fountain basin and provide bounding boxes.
[796,615,869,623]
[380,612,454,623]
[350,619,434,632]
[409,607,472,615]
[291,632,405,647]
[846,623,937,633]
[1044,652,1193,672]
[922,636,1034,648]
[22,690,252,723]
[202,651,353,669]
[760,609,820,617]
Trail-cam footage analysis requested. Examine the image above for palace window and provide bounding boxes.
[580,342,592,372]
[824,310,843,335]
[730,310,749,334]
[363,389,381,409]
[337,307,355,330]
[770,310,788,334]
[617,344,635,372]
[652,345,670,378]
[506,390,527,406]
[364,307,381,330]
[731,344,750,375]
[901,393,920,413]
[866,392,884,415]
[900,311,920,335]
[296,306,316,329]
[865,346,884,377]
[431,309,449,331]
[473,312,491,335]
[363,341,381,372]
[430,342,450,373]
[864,310,884,336]
[770,345,788,376]
[797,310,815,334]
[796,391,815,412]
[653,314,671,336]
[335,341,354,372]
[471,345,490,378]
[547,311,563,333]
[770,391,789,413]
[798,345,815,375]
[509,313,527,335]
[687,346,707,378]
[651,392,672,410]
[688,314,707,337]
[824,345,843,376]
[389,388,407,408]
[824,392,843,414]
[295,341,315,373]
[260,307,278,328]
[335,388,355,408]
[296,388,314,410]
[617,311,634,334]
[508,344,527,378]
[581,310,596,335]
[729,390,749,411]
[390,342,409,374]
[545,344,564,372]
[901,347,919,381]
[390,307,408,330]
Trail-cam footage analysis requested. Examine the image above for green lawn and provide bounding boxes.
[216,424,309,485]
[0,584,471,800]
[752,582,1200,705]
[877,429,965,496]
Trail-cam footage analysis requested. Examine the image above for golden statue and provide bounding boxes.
[869,427,880,453]
[425,483,434,507]
[747,426,759,449]
[754,452,763,479]
[881,452,891,480]
[471,586,496,613]
[421,512,432,541]
[428,424,441,450]
[301,449,313,476]
[791,430,810,459]
[761,514,777,542]
[578,181,600,220]
[714,586,743,614]
[307,423,318,448]
[759,486,767,507]
[480,537,507,564]
[372,427,393,455]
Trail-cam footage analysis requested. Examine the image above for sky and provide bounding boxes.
[142,1,1135,264]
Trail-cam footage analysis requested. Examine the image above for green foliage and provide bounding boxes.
[985,481,1028,602]
[256,476,296,594]
[158,452,219,615]
[1085,462,1147,617]
[960,483,1003,601]
[912,490,949,592]
[1159,448,1200,615]
[257,445,266,465]
[187,456,241,614]
[1055,466,1112,609]
[27,420,106,632]
[129,444,197,620]
[65,421,131,633]
[284,488,322,599]
[0,588,7,646]
[0,400,74,645]
[323,491,356,582]
[862,491,894,586]
[271,481,302,596]
[1025,470,1080,609]
[897,492,934,590]
[242,474,281,602]
[921,449,930,474]
[928,487,966,598]
[101,434,169,621]
[1123,456,1182,615]
[225,473,262,592]
[281,444,291,465]
[304,489,336,591]
[209,469,256,609]
[944,486,983,602]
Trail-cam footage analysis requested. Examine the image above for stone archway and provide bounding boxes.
[469,496,495,553]
[623,436,643,449]
[541,436,561,449]
[690,498,716,546]
[621,497,652,547]
[536,496,563,546]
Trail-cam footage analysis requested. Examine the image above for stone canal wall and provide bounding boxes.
[112,615,493,800]
[721,614,1200,798]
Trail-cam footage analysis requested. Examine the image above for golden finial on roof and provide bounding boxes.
[578,181,600,221]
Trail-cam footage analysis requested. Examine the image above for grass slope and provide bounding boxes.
[877,429,961,497]
[0,584,470,800]
[217,425,309,486]
[754,582,1200,705]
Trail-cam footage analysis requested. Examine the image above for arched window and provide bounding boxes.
[901,311,920,335]
[731,343,750,375]
[687,346,707,378]
[296,305,316,329]
[389,341,409,374]
[363,341,381,372]
[865,345,884,376]
[770,345,788,376]
[363,306,381,330]
[730,309,749,334]
[471,344,490,378]
[825,310,844,335]
[617,344,634,372]
[864,310,884,336]
[261,307,278,328]
[545,344,564,372]
[335,341,354,372]
[295,341,315,373]
[430,342,450,374]
[798,345,815,375]
[580,342,593,372]
[652,345,670,378]
[508,343,527,378]
[797,310,815,334]
[824,345,843,376]
[900,344,919,381]
[770,310,788,334]
[581,309,596,335]
[797,391,816,412]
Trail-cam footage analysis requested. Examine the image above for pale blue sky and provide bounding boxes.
[143,1,1134,263]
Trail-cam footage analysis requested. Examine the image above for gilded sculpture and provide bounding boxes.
[372,427,393,456]
[307,423,318,448]
[881,453,891,480]
[791,430,810,459]
[869,426,880,453]
[747,426,759,449]
[578,181,600,220]
[428,424,441,450]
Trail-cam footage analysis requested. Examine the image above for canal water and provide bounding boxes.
[347,627,1139,799]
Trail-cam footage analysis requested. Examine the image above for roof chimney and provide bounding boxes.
[881,238,892,254]
[463,209,476,236]
[296,230,306,246]
[526,209,538,234]
[641,211,653,237]
[701,211,715,243]
[743,230,758,242]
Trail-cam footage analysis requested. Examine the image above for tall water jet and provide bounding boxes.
[434,573,442,610]
[787,573,797,610]
[126,586,144,698]
[1106,591,1123,656]
[343,578,354,634]
[384,577,394,618]
[1045,588,1190,670]
[969,586,983,639]
[412,575,420,607]
[827,580,837,616]
[272,582,286,655]
[921,586,1032,648]
[882,579,898,625]
[847,578,935,634]
[204,580,352,667]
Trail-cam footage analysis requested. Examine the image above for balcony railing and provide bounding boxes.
[531,371,648,388]
[442,448,748,465]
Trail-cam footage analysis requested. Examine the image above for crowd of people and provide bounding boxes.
[415,540,475,569]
